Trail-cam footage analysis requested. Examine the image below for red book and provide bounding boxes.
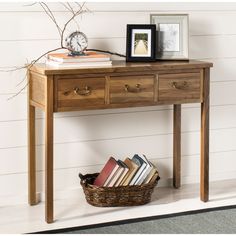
[93,157,119,186]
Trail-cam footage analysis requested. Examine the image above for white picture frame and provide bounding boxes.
[150,14,189,60]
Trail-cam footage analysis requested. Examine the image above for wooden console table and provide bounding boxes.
[28,60,213,223]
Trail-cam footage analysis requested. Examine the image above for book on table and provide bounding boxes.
[47,51,111,63]
[46,51,112,68]
[93,157,119,187]
[45,60,112,68]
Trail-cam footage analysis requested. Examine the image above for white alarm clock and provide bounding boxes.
[65,31,88,56]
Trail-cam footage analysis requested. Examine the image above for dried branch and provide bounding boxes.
[39,2,62,37]
[61,2,75,14]
[3,1,125,101]
[60,2,80,31]
[0,66,27,73]
[87,48,126,58]
[15,71,28,87]
[61,2,86,48]
[7,82,29,101]
[28,47,66,67]
[75,2,91,13]
[21,47,66,79]
[6,46,66,100]
[0,2,87,75]
[22,2,37,7]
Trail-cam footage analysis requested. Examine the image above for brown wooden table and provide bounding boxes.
[28,60,213,223]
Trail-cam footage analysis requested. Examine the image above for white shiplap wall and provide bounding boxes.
[1,2,236,205]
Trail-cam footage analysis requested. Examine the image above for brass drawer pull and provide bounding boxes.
[74,86,91,96]
[124,84,141,93]
[63,91,70,96]
[172,81,188,90]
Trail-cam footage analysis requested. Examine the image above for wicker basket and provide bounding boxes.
[79,173,160,207]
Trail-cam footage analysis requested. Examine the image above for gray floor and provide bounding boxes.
[64,207,236,234]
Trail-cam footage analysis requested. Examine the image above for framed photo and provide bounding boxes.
[150,14,189,60]
[126,24,156,62]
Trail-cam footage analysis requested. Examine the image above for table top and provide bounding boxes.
[30,60,213,76]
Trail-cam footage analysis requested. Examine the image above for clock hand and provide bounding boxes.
[77,41,82,49]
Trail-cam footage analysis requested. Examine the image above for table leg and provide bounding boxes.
[201,68,210,202]
[173,104,181,188]
[28,104,37,205]
[45,77,54,223]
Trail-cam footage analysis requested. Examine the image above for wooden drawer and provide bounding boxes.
[56,77,105,109]
[110,75,154,104]
[158,72,201,102]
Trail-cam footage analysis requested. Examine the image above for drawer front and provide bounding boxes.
[57,77,105,108]
[110,75,154,104]
[158,73,201,102]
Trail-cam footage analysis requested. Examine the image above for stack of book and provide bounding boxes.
[46,51,112,68]
[93,154,159,187]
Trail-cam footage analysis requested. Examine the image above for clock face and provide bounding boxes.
[66,31,88,54]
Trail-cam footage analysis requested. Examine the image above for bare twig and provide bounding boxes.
[67,2,81,31]
[16,70,28,87]
[0,66,27,73]
[7,82,29,100]
[60,2,80,31]
[22,2,37,7]
[6,46,66,100]
[3,2,87,100]
[65,2,75,14]
[3,1,125,101]
[61,2,86,48]
[28,47,66,67]
[39,2,62,37]
[75,2,91,13]
[87,48,126,58]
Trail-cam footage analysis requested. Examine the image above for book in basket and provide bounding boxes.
[119,158,139,186]
[114,160,129,187]
[93,157,119,186]
[104,161,125,187]
[129,154,148,185]
[134,154,153,185]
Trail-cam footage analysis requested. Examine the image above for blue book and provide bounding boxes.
[135,157,153,185]
[129,154,147,185]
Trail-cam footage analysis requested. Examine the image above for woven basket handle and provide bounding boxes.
[78,173,89,188]
[78,173,85,180]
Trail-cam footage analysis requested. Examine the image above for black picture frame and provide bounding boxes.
[126,24,156,62]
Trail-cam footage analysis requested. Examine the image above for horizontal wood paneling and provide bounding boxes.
[1,11,236,41]
[1,3,236,12]
[1,126,236,175]
[1,150,236,198]
[1,35,236,68]
[211,81,236,105]
[210,58,236,82]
